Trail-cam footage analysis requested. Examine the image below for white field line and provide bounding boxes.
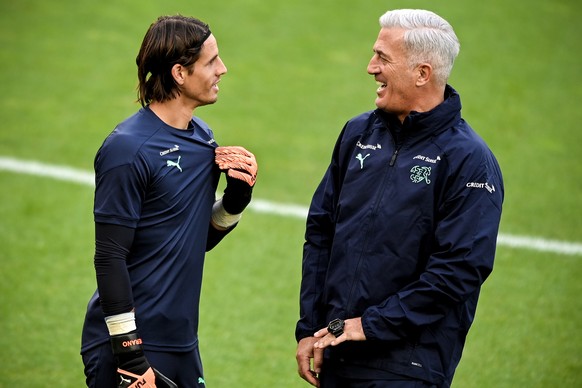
[2,156,582,256]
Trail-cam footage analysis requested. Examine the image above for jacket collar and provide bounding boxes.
[374,85,462,141]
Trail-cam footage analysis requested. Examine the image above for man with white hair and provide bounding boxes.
[296,9,503,387]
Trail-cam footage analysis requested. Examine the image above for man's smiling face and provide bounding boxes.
[366,28,419,121]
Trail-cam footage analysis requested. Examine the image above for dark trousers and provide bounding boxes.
[319,364,440,388]
[82,341,205,387]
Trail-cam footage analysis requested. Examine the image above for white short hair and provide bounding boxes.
[379,9,460,85]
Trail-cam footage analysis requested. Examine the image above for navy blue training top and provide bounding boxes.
[82,106,220,352]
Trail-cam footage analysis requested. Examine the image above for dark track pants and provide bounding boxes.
[82,341,205,387]
[319,363,441,388]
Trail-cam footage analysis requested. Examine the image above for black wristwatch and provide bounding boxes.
[327,318,345,337]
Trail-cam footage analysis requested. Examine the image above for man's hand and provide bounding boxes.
[296,337,323,387]
[111,331,177,388]
[215,146,257,215]
[313,317,366,350]
[215,146,257,187]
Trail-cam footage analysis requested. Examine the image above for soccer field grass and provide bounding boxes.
[1,0,581,387]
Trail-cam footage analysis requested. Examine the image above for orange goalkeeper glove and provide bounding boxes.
[215,146,257,214]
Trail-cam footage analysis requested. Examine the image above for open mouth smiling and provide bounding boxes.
[376,81,387,93]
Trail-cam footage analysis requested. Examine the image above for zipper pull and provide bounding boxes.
[389,148,399,166]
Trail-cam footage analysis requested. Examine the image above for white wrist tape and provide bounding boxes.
[105,312,137,336]
[211,197,242,228]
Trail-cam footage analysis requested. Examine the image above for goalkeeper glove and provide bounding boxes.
[215,146,258,214]
[110,331,177,388]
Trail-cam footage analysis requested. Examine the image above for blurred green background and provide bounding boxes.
[1,0,581,386]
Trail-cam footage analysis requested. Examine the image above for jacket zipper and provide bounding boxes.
[389,148,400,166]
[345,121,403,316]
[345,139,401,316]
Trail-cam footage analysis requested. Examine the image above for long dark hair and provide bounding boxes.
[136,15,211,106]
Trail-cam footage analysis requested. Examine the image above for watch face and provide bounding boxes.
[328,318,344,335]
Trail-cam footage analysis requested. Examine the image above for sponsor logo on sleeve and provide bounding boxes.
[466,181,495,193]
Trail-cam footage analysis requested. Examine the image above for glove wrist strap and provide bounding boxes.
[110,332,143,355]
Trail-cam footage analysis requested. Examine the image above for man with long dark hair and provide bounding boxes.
[81,15,257,387]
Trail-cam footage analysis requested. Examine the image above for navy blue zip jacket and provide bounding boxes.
[296,86,504,385]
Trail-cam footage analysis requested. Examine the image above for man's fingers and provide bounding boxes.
[215,151,256,170]
[296,353,315,385]
[298,362,319,387]
[313,328,328,338]
[215,146,258,184]
[216,158,255,172]
[313,347,324,375]
[215,146,254,158]
[215,152,255,162]
[296,338,321,387]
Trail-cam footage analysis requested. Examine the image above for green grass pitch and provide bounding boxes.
[0,0,581,386]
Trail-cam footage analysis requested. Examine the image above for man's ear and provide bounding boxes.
[171,64,186,85]
[416,63,432,86]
